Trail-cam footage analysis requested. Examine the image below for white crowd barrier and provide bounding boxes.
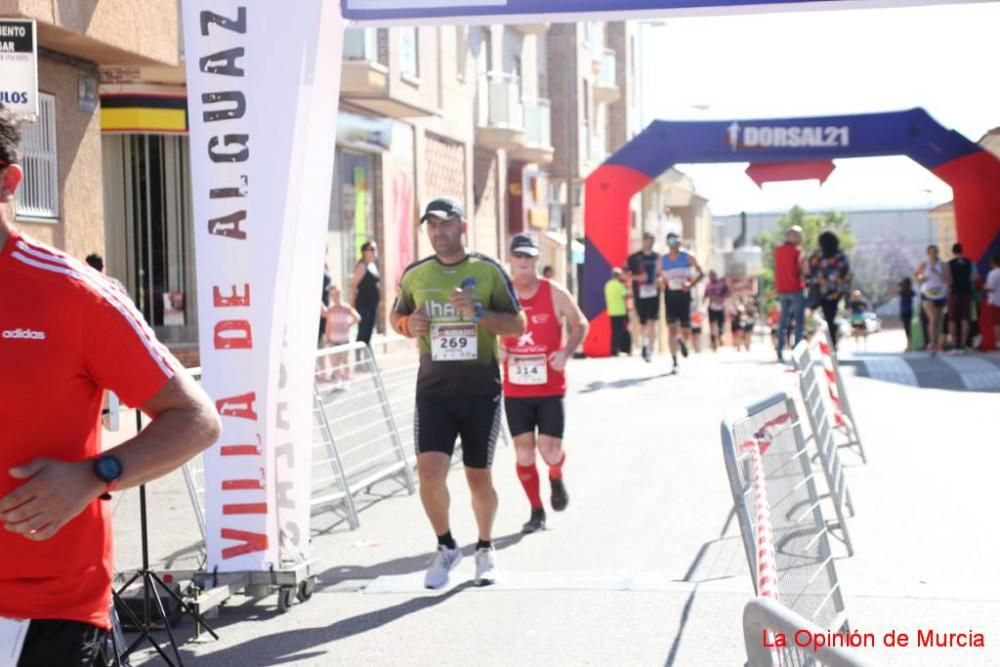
[721,392,850,634]
[793,340,856,556]
[809,317,867,462]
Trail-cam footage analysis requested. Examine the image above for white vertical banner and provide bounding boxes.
[271,2,344,560]
[182,1,343,571]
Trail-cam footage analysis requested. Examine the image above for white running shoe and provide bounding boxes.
[424,545,462,589]
[474,547,498,586]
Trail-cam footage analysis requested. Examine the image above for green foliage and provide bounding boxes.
[754,205,856,309]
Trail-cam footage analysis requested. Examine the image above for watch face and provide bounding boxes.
[95,456,123,483]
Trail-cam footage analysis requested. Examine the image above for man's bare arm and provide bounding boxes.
[553,283,589,354]
[0,373,220,540]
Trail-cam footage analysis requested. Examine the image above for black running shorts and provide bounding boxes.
[415,394,501,469]
[18,619,107,667]
[504,396,565,439]
[664,291,692,327]
[634,296,660,324]
[708,309,725,329]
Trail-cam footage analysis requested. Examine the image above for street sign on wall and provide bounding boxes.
[0,19,38,120]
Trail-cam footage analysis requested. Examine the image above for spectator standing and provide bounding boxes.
[350,241,381,349]
[915,244,948,355]
[898,277,915,351]
[984,252,1000,350]
[946,242,975,353]
[321,285,361,387]
[774,225,806,362]
[604,267,631,356]
[0,107,220,664]
[809,230,852,351]
[319,263,332,347]
[848,290,869,347]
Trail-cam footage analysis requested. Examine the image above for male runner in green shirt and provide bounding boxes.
[391,197,525,588]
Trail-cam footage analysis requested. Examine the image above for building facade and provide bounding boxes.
[2,0,179,272]
[3,9,670,362]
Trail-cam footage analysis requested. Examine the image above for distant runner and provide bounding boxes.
[658,233,704,373]
[627,232,660,362]
[501,234,588,534]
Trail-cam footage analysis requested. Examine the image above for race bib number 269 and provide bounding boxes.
[431,322,478,361]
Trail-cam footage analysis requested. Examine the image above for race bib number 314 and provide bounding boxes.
[509,353,548,385]
[431,323,478,361]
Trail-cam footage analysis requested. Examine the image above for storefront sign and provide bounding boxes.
[0,19,38,119]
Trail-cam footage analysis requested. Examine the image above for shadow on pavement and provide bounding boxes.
[149,582,479,666]
[126,535,524,664]
[662,508,749,666]
[317,531,525,590]
[579,372,675,393]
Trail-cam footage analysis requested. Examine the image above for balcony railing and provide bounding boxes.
[594,48,620,104]
[343,27,378,61]
[523,98,551,148]
[598,48,617,89]
[477,71,524,130]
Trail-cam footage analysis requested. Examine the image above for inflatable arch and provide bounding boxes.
[581,108,1000,356]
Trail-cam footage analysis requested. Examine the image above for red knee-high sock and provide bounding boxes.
[548,452,565,481]
[516,463,543,509]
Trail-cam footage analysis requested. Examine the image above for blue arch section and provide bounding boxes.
[605,108,981,177]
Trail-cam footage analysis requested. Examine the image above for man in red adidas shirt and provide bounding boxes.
[501,234,588,533]
[0,107,220,665]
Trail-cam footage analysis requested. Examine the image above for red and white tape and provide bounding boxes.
[811,333,845,428]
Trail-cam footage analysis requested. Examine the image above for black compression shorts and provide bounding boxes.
[664,291,692,327]
[504,396,565,439]
[635,297,660,324]
[415,394,501,469]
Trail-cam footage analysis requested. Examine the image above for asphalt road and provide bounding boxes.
[113,330,1000,666]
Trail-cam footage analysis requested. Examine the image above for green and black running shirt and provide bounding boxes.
[394,253,521,397]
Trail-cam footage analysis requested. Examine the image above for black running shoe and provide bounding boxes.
[678,338,689,358]
[522,508,546,534]
[550,478,569,512]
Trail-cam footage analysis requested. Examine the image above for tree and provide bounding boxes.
[851,236,918,308]
[754,205,856,310]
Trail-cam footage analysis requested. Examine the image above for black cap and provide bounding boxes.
[421,197,465,223]
[510,233,540,257]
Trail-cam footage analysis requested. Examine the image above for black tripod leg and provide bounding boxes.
[148,572,186,667]
[148,571,220,640]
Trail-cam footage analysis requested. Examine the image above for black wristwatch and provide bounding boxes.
[93,455,123,501]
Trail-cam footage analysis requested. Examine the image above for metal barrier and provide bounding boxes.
[721,392,849,633]
[743,597,880,667]
[793,342,856,556]
[314,342,417,516]
[809,317,867,462]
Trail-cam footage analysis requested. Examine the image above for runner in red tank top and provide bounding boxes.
[501,234,588,533]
